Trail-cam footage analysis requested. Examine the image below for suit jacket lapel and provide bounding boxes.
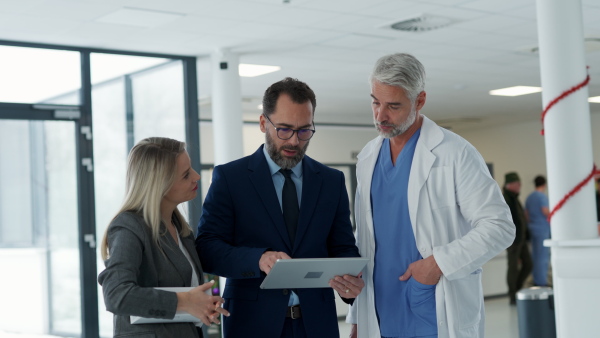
[248,146,293,250]
[159,226,192,286]
[294,156,321,253]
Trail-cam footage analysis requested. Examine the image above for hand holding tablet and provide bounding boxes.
[259,257,368,289]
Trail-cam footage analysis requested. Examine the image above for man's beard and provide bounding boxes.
[265,132,309,169]
[374,106,417,138]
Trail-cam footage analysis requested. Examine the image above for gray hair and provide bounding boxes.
[369,53,426,102]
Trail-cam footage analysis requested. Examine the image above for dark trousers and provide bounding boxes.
[280,317,307,338]
[506,240,533,301]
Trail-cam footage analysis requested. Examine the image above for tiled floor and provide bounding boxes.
[338,297,519,338]
[0,297,520,338]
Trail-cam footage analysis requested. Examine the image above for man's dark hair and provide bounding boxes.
[534,175,547,188]
[262,77,316,117]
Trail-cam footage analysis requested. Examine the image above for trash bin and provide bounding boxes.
[516,287,556,338]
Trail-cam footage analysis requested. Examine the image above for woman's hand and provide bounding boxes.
[177,280,230,326]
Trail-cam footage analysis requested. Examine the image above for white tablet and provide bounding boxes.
[259,257,368,289]
[130,287,202,326]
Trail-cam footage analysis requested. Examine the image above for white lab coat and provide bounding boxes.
[347,116,515,338]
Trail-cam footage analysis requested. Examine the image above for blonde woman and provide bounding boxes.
[98,137,228,338]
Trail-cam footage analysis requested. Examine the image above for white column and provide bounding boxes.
[211,50,244,338]
[536,0,600,336]
[537,0,596,240]
[211,49,244,165]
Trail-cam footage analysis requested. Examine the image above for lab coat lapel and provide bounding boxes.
[357,136,383,242]
[408,115,443,229]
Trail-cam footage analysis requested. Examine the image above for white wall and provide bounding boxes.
[200,122,378,165]
[202,113,600,197]
[458,114,600,204]
[198,112,600,298]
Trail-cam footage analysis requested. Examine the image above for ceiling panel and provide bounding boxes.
[25,0,118,21]
[0,0,45,14]
[299,0,389,14]
[160,15,241,34]
[503,3,538,20]
[0,15,81,37]
[196,0,282,21]
[0,0,597,131]
[317,33,393,48]
[359,2,445,21]
[453,14,529,32]
[257,6,346,27]
[63,21,144,41]
[459,0,534,13]
[125,0,210,14]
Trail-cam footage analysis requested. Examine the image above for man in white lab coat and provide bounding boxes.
[346,53,515,338]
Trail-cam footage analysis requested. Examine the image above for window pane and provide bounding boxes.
[91,54,187,337]
[131,60,185,141]
[0,120,81,336]
[0,46,81,105]
[46,121,81,334]
[0,121,34,245]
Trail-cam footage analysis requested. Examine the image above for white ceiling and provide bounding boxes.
[1,0,599,131]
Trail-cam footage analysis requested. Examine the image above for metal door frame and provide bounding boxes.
[0,40,200,338]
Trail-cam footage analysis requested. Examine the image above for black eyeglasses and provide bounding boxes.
[263,114,316,141]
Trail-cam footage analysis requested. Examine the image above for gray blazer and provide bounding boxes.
[98,211,204,338]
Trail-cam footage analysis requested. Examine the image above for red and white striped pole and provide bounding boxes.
[536,0,600,336]
[536,0,596,240]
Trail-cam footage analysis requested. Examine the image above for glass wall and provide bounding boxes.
[0,42,199,338]
[0,46,81,105]
[0,120,80,335]
[89,53,189,337]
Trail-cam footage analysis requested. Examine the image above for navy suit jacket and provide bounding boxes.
[196,145,359,338]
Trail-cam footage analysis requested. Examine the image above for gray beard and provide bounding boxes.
[265,132,309,169]
[374,107,417,138]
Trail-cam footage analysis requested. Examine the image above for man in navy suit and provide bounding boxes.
[196,77,363,337]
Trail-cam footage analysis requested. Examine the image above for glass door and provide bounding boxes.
[89,53,197,337]
[0,41,200,338]
[0,119,82,336]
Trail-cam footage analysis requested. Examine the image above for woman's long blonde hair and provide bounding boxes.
[101,137,193,260]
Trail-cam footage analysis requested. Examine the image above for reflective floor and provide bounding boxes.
[0,297,520,338]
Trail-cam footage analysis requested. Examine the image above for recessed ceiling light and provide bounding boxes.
[589,96,600,103]
[239,64,281,77]
[95,7,184,28]
[489,86,542,96]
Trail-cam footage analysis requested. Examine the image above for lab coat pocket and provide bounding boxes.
[448,270,482,329]
[426,166,455,210]
[408,278,437,327]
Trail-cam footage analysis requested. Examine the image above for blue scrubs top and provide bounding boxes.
[525,191,550,233]
[372,130,437,338]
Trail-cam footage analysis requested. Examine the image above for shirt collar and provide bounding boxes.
[262,145,303,178]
